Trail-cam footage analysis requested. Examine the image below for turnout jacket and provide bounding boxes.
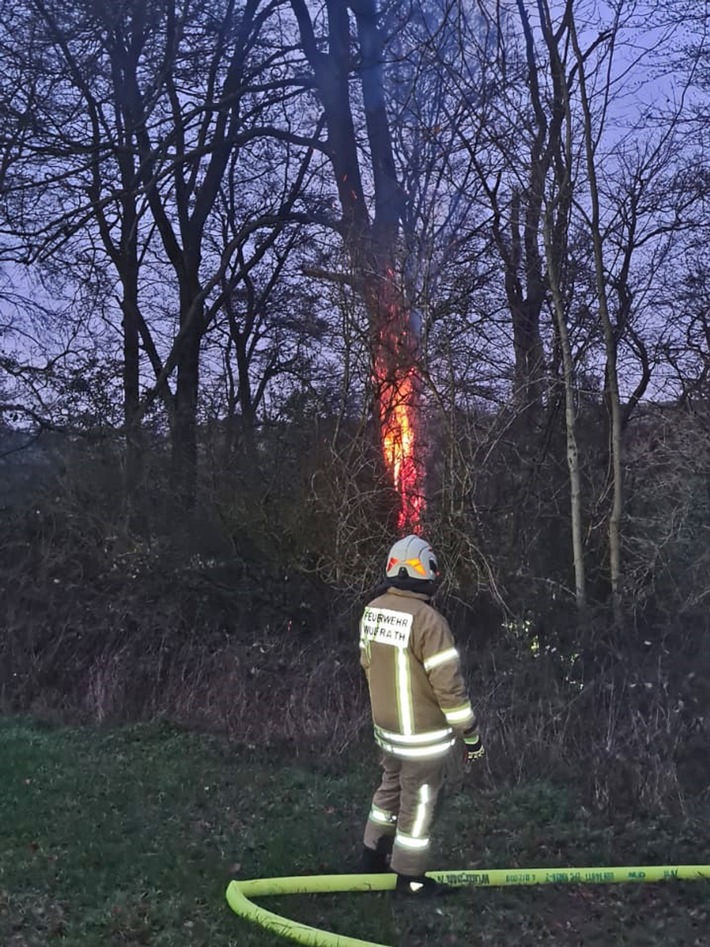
[359,587,476,759]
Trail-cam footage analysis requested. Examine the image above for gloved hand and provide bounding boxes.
[463,728,485,763]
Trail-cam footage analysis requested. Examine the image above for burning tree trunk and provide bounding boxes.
[369,270,425,529]
[290,0,425,530]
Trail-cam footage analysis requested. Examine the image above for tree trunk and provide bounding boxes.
[545,223,587,610]
[172,290,202,513]
[121,283,143,506]
[569,14,624,624]
[530,0,587,610]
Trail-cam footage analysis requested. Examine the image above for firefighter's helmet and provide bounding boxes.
[386,534,440,583]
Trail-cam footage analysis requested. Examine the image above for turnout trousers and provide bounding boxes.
[363,751,446,877]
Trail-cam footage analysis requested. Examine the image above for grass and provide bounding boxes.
[1,717,709,946]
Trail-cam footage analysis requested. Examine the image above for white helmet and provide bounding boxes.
[386,534,440,583]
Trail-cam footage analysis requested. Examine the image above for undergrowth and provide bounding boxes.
[1,488,709,817]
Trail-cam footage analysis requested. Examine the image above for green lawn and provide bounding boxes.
[1,718,708,946]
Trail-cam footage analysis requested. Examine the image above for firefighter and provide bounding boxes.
[359,534,484,897]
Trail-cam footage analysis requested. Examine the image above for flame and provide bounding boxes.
[374,287,425,530]
[378,368,424,530]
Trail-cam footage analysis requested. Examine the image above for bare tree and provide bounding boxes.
[1,0,320,510]
[288,0,427,528]
[524,0,588,609]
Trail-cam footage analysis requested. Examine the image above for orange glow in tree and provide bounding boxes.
[373,277,425,531]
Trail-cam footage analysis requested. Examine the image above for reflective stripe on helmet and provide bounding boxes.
[404,557,427,577]
[423,647,459,672]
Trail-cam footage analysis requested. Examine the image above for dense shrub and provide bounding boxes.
[1,411,709,813]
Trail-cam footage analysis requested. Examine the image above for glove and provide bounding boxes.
[463,729,485,763]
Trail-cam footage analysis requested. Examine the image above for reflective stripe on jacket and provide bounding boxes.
[359,587,475,759]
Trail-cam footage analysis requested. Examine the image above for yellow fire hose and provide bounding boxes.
[226,865,710,947]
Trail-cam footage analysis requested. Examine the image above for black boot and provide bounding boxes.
[360,835,394,873]
[395,873,456,898]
